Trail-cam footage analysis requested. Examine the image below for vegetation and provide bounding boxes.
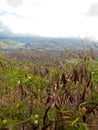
[0,50,98,130]
[0,36,98,52]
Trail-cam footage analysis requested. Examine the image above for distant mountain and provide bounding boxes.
[0,35,98,52]
[0,21,97,51]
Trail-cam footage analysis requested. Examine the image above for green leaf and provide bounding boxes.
[48,108,57,121]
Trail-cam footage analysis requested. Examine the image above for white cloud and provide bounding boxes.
[7,0,24,7]
[0,0,98,39]
[87,3,98,16]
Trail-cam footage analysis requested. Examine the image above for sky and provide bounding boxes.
[0,0,98,40]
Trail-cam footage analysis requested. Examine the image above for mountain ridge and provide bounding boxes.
[0,35,98,51]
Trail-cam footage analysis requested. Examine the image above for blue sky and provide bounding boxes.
[0,0,98,40]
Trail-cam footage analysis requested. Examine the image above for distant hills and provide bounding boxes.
[0,35,98,52]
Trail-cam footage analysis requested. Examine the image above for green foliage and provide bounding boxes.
[0,50,98,130]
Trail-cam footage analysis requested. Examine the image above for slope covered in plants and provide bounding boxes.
[0,50,98,130]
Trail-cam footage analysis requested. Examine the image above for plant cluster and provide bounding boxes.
[0,51,98,130]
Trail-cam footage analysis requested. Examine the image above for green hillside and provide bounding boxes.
[0,41,6,47]
[0,50,98,130]
[1,39,19,46]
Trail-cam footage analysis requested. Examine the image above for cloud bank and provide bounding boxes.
[0,21,13,36]
[87,3,98,16]
[7,0,24,7]
[0,0,98,39]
